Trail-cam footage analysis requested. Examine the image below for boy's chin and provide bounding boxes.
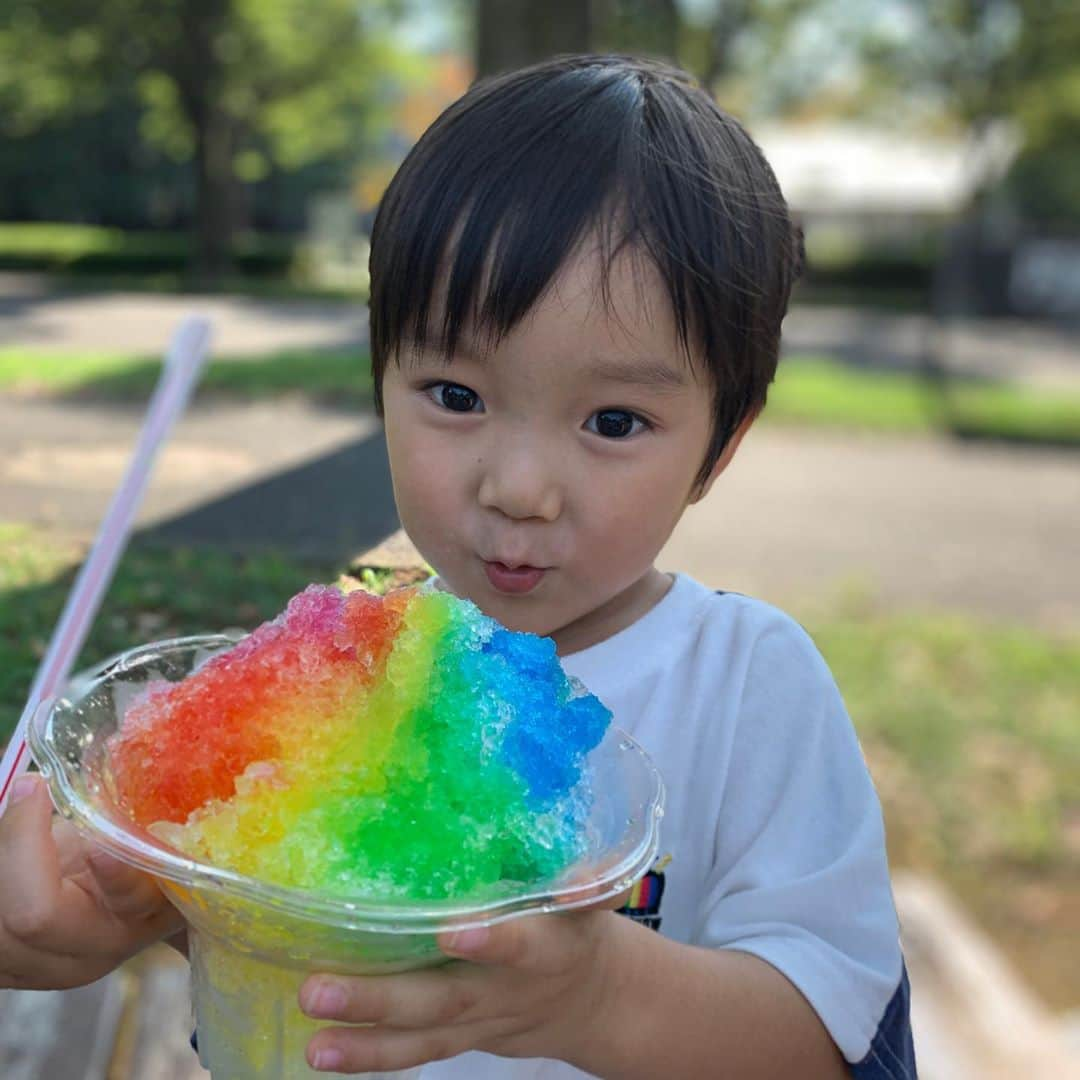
[472,588,563,638]
[432,566,568,640]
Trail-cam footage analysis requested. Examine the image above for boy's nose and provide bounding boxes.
[476,446,562,523]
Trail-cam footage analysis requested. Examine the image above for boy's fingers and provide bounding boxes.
[301,966,479,1028]
[308,1022,489,1076]
[85,852,182,926]
[0,776,64,937]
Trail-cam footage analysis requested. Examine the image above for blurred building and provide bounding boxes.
[756,122,1018,224]
[759,122,1079,324]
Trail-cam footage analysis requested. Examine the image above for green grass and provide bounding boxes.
[0,524,339,745]
[802,594,1080,870]
[0,348,372,405]
[0,223,188,260]
[0,222,363,299]
[802,590,1080,1009]
[2,347,1077,445]
[0,222,292,268]
[768,359,936,431]
[769,358,1080,444]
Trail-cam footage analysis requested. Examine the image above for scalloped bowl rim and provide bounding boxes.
[29,634,666,934]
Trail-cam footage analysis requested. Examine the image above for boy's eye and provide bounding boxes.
[586,409,649,439]
[427,381,483,413]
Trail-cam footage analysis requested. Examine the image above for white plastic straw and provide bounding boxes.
[0,316,212,815]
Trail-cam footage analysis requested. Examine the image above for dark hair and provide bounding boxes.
[369,54,803,492]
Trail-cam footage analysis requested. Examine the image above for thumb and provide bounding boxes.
[0,773,57,869]
[0,773,52,833]
[577,887,633,913]
[0,773,65,926]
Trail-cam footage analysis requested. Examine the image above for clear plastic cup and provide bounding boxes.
[29,635,666,1079]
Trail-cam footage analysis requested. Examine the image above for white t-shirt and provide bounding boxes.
[419,574,912,1080]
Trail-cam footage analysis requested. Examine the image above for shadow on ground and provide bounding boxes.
[139,428,398,564]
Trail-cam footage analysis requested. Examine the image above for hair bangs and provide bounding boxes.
[370,63,645,394]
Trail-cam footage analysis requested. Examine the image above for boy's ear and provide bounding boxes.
[688,409,759,505]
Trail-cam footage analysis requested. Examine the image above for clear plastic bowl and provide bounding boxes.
[29,635,665,1079]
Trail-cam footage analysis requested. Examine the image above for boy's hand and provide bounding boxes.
[0,774,185,990]
[300,902,625,1074]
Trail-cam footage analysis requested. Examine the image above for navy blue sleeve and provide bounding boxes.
[850,964,918,1079]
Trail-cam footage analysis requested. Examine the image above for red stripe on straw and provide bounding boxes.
[0,316,212,815]
[0,744,27,805]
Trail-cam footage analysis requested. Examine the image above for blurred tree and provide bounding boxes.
[841,0,1080,223]
[595,0,681,63]
[475,0,592,77]
[471,0,813,94]
[0,0,402,282]
[992,3,1080,225]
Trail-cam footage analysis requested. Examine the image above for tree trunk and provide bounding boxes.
[176,0,234,286]
[702,0,752,90]
[192,105,235,284]
[602,0,680,63]
[476,0,593,78]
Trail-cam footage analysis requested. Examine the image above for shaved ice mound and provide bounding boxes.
[106,583,612,902]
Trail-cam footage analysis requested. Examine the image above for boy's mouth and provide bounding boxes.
[483,560,546,595]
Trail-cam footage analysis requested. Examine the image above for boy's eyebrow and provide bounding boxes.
[584,355,689,390]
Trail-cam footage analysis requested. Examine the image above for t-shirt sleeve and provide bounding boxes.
[695,609,915,1076]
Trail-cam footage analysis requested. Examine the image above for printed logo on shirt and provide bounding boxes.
[617,855,669,931]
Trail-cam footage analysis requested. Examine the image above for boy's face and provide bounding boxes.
[380,246,746,654]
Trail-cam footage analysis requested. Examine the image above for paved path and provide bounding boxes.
[660,423,1080,630]
[0,274,368,356]
[1,395,1076,629]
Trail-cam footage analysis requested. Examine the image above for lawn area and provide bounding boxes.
[0,524,338,746]
[766,357,1080,444]
[800,589,1080,1011]
[1,347,1078,445]
[0,347,373,405]
[1,524,1078,1008]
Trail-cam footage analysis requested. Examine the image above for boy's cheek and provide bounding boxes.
[388,438,458,516]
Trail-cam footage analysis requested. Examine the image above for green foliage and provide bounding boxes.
[1001,40,1080,224]
[0,0,410,273]
[0,0,402,168]
[824,1,1080,218]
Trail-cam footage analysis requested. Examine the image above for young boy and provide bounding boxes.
[0,55,915,1078]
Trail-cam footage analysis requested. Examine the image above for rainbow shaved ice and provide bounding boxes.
[106,583,612,902]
